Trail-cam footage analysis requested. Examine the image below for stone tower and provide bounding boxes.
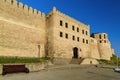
[91,33,113,60]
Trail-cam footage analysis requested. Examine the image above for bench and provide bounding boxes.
[2,64,29,75]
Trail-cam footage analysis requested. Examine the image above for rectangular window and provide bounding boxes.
[86,31,88,35]
[60,20,63,26]
[72,25,75,31]
[86,40,89,44]
[104,34,106,39]
[77,28,79,32]
[77,37,79,42]
[104,40,106,43]
[82,30,84,34]
[72,36,75,40]
[83,39,85,43]
[65,23,68,28]
[100,40,102,43]
[60,32,63,37]
[99,35,102,39]
[65,33,68,39]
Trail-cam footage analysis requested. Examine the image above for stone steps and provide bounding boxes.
[70,58,84,64]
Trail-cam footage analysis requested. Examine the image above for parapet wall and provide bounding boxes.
[0,0,45,28]
[0,0,46,57]
[47,7,89,29]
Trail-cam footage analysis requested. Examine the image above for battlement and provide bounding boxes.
[1,0,45,17]
[0,0,46,28]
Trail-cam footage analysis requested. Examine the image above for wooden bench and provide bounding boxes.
[2,64,29,75]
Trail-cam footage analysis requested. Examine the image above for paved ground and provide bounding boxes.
[0,65,120,80]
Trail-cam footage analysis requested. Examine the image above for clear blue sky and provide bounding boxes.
[18,0,120,56]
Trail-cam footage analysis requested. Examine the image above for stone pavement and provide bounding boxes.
[0,65,120,80]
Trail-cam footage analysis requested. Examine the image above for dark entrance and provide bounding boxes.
[73,47,78,58]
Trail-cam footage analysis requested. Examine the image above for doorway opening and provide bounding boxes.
[73,47,78,58]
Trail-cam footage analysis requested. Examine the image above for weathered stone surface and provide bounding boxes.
[0,1,114,63]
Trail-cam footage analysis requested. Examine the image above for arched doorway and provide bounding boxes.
[73,47,78,58]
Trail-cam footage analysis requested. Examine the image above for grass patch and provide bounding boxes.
[0,56,50,64]
[97,55,120,65]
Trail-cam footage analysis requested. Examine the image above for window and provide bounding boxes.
[99,35,102,39]
[72,25,75,31]
[86,40,89,44]
[65,33,68,39]
[86,31,88,35]
[100,40,102,43]
[60,32,63,37]
[77,28,79,32]
[72,36,75,40]
[104,40,106,43]
[77,37,79,42]
[104,34,106,39]
[60,20,63,26]
[83,39,85,43]
[65,23,68,28]
[82,30,84,34]
[11,0,13,5]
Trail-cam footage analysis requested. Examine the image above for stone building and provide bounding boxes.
[0,0,114,64]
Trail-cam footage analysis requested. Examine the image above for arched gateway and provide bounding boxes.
[73,47,78,58]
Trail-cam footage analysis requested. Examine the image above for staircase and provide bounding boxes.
[70,58,84,64]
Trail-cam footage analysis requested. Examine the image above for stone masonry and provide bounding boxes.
[0,0,114,62]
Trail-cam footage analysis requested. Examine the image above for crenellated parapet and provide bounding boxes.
[0,0,45,28]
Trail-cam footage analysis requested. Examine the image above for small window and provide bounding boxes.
[65,33,68,39]
[65,23,68,28]
[99,35,102,39]
[100,40,102,43]
[77,28,79,32]
[104,40,106,43]
[86,31,88,35]
[77,37,79,42]
[60,32,63,37]
[11,0,13,5]
[104,34,106,39]
[86,40,89,44]
[72,36,75,40]
[60,20,63,26]
[83,39,85,43]
[72,25,75,31]
[82,30,84,34]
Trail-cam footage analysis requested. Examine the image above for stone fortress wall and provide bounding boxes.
[0,0,114,61]
[0,0,46,57]
[46,7,91,59]
[46,7,114,61]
